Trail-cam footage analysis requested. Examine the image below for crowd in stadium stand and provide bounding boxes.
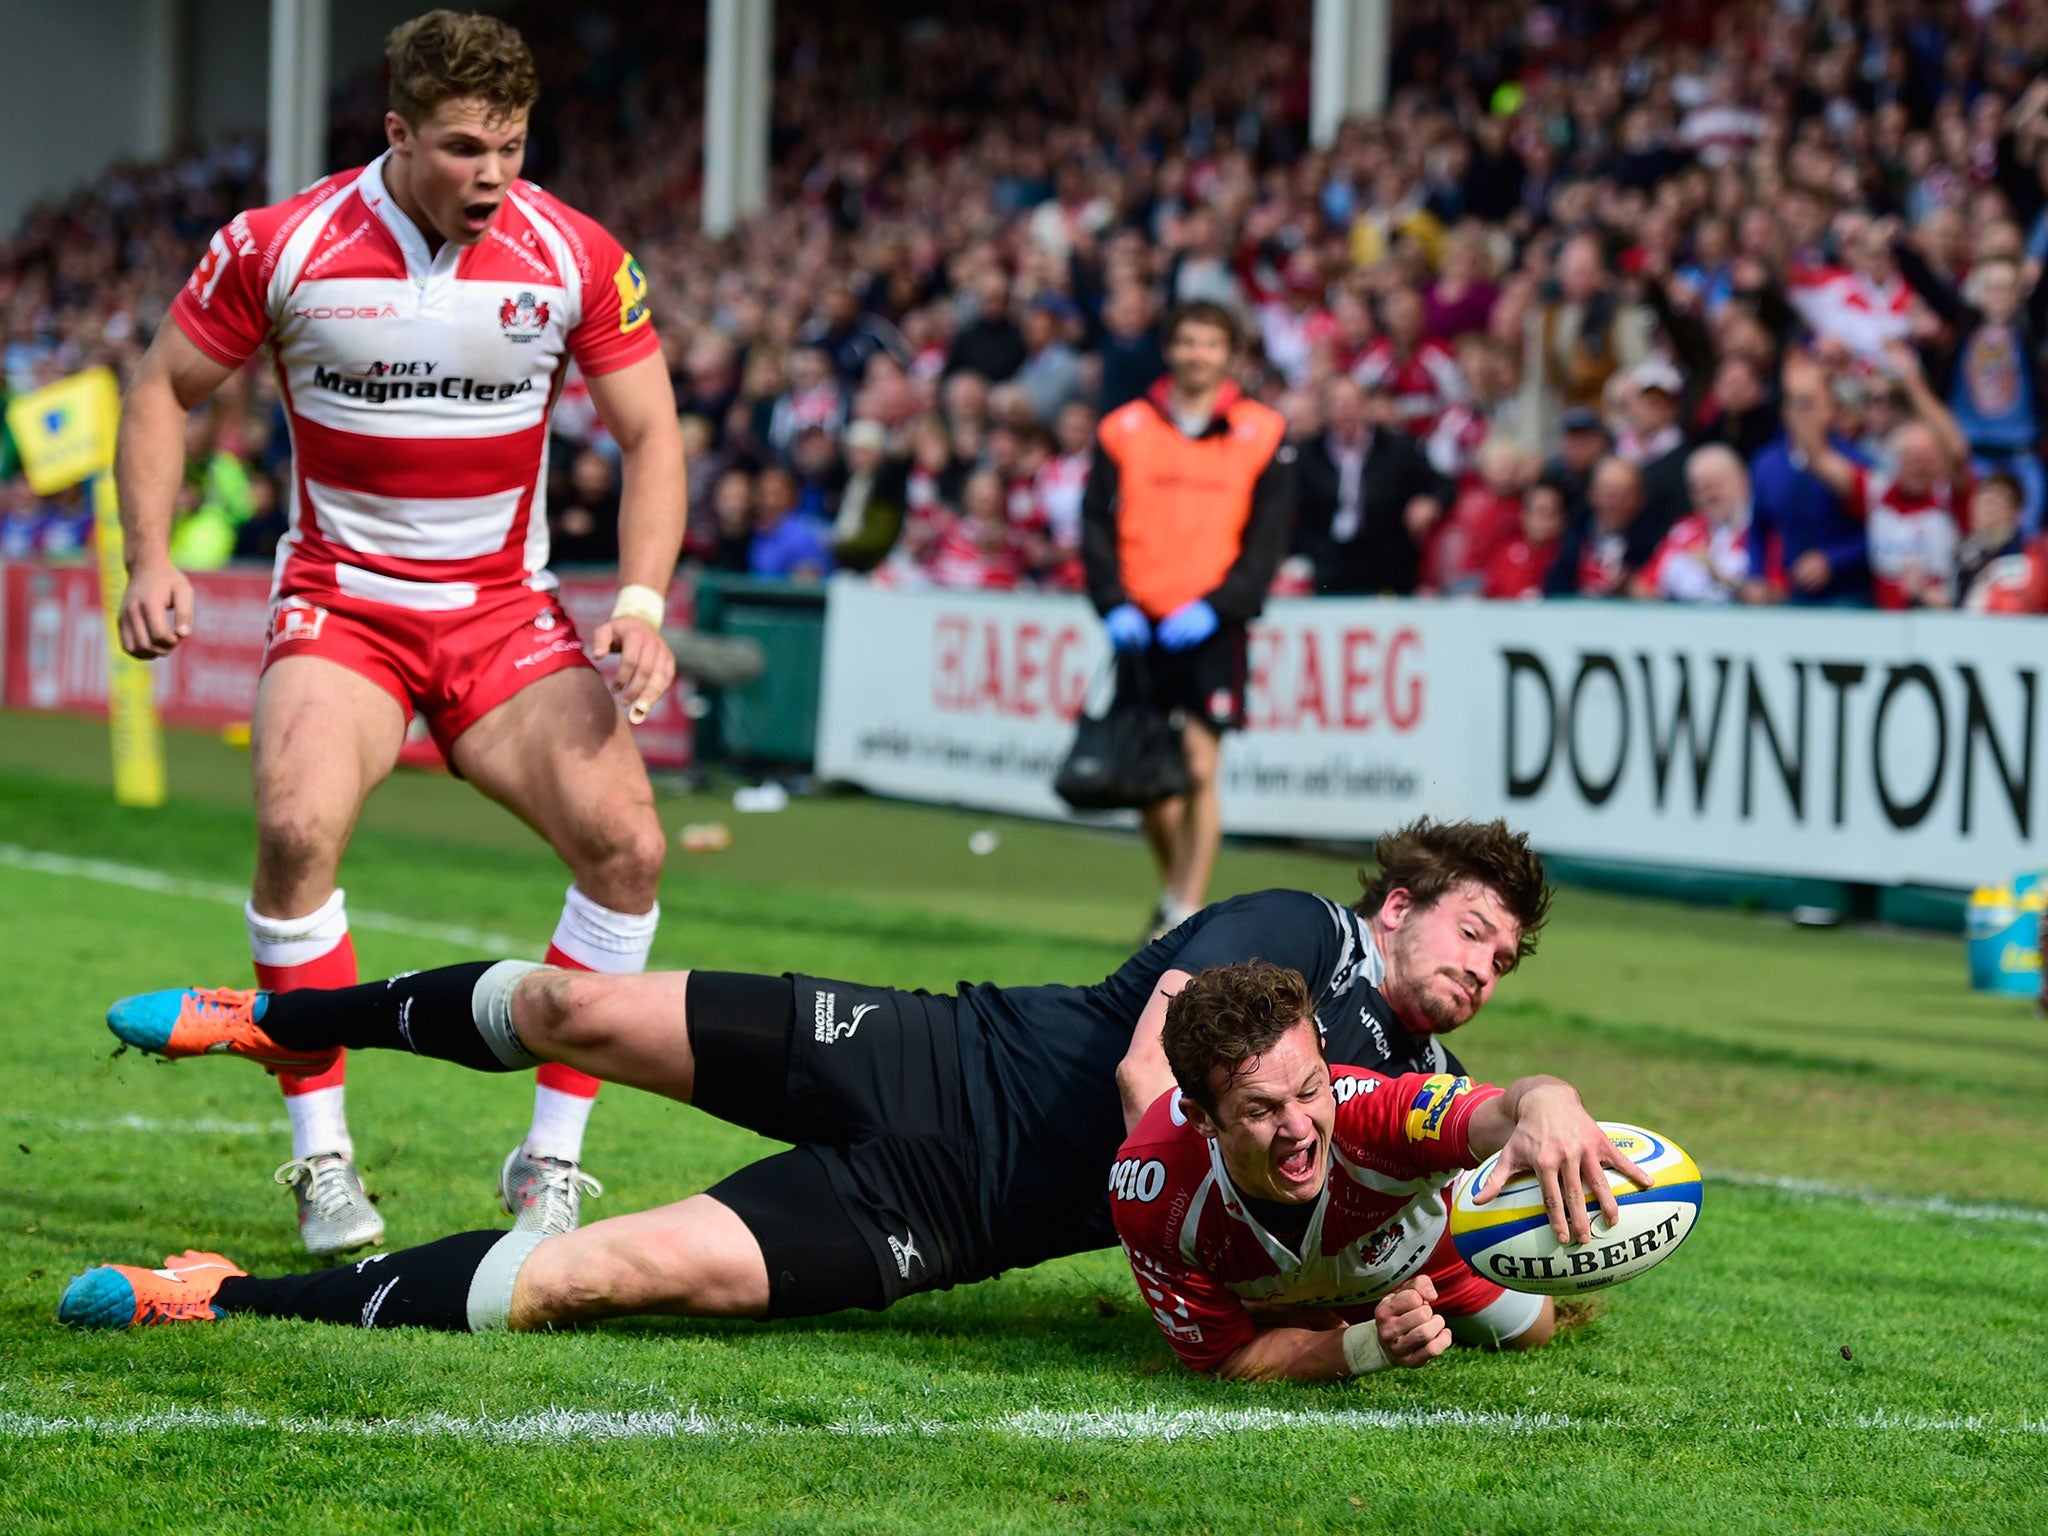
[8,0,2048,613]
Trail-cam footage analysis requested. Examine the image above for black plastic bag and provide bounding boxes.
[1053,656,1189,811]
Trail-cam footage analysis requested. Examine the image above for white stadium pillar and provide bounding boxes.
[137,0,191,163]
[703,0,742,237]
[705,0,773,237]
[268,0,331,204]
[738,0,774,220]
[1311,0,1392,150]
[1356,0,1390,120]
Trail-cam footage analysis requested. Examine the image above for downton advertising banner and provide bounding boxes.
[1476,604,2043,889]
[817,580,2046,890]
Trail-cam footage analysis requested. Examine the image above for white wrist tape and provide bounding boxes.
[1341,1321,1390,1377]
[610,583,666,629]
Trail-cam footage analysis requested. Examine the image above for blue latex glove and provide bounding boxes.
[1104,603,1152,653]
[1155,598,1219,652]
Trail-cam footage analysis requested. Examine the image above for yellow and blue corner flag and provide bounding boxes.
[5,366,121,495]
[4,365,166,806]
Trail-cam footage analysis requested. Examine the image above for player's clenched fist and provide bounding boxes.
[1375,1272,1451,1368]
[119,560,195,659]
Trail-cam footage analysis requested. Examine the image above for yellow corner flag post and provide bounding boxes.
[5,367,167,807]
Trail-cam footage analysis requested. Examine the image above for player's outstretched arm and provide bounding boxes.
[1216,1275,1451,1383]
[113,321,234,658]
[1114,968,1192,1132]
[585,353,686,722]
[1468,1075,1652,1245]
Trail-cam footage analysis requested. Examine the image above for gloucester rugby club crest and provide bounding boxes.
[499,290,549,342]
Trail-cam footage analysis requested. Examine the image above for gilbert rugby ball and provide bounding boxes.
[1448,1122,1701,1295]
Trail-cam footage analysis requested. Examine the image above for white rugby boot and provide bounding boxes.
[499,1146,604,1236]
[274,1152,385,1256]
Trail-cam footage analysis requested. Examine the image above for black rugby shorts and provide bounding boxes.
[687,971,995,1316]
[1123,620,1250,734]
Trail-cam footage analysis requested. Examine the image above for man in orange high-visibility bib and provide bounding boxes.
[1082,300,1294,942]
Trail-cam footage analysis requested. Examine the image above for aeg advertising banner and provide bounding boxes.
[0,562,695,769]
[814,578,1471,836]
[816,580,2048,889]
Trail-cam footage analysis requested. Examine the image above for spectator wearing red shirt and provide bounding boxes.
[1257,255,1338,388]
[924,469,1022,591]
[1425,437,1534,595]
[1424,334,1526,480]
[1354,286,1469,439]
[1030,401,1094,591]
[1483,479,1567,600]
[1324,289,1379,377]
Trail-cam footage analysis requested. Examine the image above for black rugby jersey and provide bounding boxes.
[950,889,1467,1270]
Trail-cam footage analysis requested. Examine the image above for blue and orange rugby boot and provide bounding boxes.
[105,985,338,1075]
[59,1251,247,1330]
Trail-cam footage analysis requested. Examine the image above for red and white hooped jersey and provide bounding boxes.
[171,153,660,611]
[1637,509,1757,602]
[1111,1068,1498,1373]
[1842,464,1967,610]
[1351,339,1469,438]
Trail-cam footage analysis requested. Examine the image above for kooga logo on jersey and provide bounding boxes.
[311,364,533,405]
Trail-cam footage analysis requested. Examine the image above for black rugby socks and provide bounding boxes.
[255,961,538,1073]
[214,1229,515,1330]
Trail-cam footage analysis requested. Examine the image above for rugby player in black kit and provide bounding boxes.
[65,819,1575,1344]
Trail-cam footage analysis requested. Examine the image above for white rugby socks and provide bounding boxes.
[525,886,660,1163]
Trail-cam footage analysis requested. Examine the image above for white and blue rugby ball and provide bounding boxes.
[1448,1122,1701,1295]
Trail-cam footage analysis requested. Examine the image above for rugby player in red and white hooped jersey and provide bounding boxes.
[1112,963,1646,1381]
[111,11,684,1256]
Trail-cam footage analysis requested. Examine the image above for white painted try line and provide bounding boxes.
[1711,1171,2048,1229]
[2,1404,2043,1445]
[0,843,530,956]
[1,1110,291,1137]
[0,1405,1571,1444]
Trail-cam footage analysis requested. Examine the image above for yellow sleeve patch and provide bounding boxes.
[614,253,650,333]
[1405,1074,1470,1142]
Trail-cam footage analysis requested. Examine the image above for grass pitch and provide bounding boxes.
[1,710,2043,1535]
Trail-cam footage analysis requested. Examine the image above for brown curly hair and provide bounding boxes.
[1162,961,1319,1113]
[388,11,539,125]
[1353,817,1551,962]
